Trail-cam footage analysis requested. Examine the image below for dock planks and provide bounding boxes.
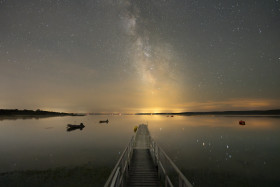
[127,124,160,186]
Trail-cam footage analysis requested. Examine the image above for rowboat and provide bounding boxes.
[67,123,85,128]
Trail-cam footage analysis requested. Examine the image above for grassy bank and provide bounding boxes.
[0,164,111,187]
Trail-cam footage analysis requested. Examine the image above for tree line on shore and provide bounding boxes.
[0,109,83,116]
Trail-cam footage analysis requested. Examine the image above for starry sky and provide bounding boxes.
[1,0,280,113]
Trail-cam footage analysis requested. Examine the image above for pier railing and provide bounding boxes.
[149,136,193,187]
[105,124,193,187]
[104,136,134,187]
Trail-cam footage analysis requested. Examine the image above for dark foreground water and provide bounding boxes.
[0,115,280,186]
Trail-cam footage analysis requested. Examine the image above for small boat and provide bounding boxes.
[67,123,85,132]
[170,115,174,117]
[99,119,109,123]
[67,123,85,128]
[239,120,246,125]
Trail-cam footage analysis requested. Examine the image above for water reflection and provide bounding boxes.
[67,126,85,132]
[99,119,109,123]
[0,115,279,186]
[148,115,280,186]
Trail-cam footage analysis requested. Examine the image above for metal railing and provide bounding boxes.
[104,136,134,187]
[105,124,193,187]
[149,136,193,187]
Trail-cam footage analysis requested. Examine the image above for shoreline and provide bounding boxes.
[0,114,84,120]
[135,109,280,116]
[0,109,84,120]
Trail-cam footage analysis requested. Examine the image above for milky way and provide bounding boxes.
[121,1,178,86]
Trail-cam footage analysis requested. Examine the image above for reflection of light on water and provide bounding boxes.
[145,115,280,185]
[1,114,280,186]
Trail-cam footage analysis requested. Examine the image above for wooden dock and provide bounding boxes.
[133,125,150,149]
[127,125,160,186]
[104,124,193,187]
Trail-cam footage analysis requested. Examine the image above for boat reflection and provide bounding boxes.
[67,123,85,132]
[99,119,109,123]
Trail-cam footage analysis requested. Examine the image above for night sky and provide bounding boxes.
[1,0,280,113]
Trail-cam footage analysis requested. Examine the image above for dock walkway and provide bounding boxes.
[133,124,150,149]
[105,124,193,187]
[127,125,160,186]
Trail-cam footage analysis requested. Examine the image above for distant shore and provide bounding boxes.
[135,109,280,116]
[0,109,84,118]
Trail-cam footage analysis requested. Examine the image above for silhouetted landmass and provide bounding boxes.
[0,109,84,117]
[89,113,133,115]
[135,109,280,116]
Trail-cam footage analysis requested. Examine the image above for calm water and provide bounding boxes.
[0,115,280,186]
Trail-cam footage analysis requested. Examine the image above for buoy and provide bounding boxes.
[134,126,138,133]
[239,120,245,125]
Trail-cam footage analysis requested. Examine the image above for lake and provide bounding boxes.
[0,115,280,186]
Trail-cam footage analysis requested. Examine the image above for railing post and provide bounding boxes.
[117,172,120,187]
[179,176,182,187]
[158,146,161,179]
[158,145,160,166]
[158,161,161,180]
[154,141,156,164]
[125,151,128,180]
